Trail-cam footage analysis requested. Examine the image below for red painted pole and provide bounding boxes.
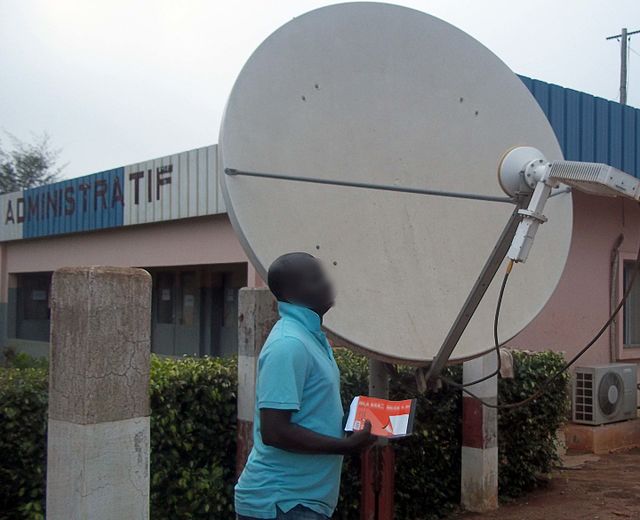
[361,446,375,520]
[361,444,395,520]
[236,419,254,478]
[378,445,395,519]
[362,359,395,519]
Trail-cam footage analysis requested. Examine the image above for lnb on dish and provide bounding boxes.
[499,146,640,263]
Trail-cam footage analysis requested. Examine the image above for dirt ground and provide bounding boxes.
[451,448,640,520]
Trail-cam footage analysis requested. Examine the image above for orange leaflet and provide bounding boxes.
[345,396,416,438]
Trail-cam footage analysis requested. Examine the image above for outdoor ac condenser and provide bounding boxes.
[573,363,638,426]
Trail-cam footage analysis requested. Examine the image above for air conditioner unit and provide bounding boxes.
[573,363,638,426]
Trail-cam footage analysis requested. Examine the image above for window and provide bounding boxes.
[623,261,640,347]
[16,272,52,341]
[179,271,197,327]
[156,272,175,324]
[19,274,50,321]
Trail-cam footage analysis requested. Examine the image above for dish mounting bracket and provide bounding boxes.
[422,194,530,387]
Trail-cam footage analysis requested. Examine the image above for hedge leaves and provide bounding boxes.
[0,349,568,519]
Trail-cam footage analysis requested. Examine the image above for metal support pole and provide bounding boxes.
[362,359,394,520]
[422,197,528,387]
[368,359,390,399]
[225,168,514,204]
[621,27,628,106]
[607,28,640,106]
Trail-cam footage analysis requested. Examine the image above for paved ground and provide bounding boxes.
[451,449,640,520]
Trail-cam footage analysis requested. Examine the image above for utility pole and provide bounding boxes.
[606,28,640,105]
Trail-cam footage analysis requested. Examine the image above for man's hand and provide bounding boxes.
[344,420,377,452]
[261,409,377,455]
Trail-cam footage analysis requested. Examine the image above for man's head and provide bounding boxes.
[267,252,335,317]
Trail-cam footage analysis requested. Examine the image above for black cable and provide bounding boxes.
[456,262,511,387]
[443,235,640,411]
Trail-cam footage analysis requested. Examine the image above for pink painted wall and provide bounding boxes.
[510,191,640,365]
[5,194,639,367]
[4,214,260,284]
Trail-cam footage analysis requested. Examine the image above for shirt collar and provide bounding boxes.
[278,301,322,333]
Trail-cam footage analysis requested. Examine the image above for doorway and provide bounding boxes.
[152,269,201,356]
[149,264,246,357]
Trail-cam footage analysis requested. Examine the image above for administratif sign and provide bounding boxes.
[0,145,223,241]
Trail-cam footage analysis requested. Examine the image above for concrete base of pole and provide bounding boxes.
[460,445,498,511]
[460,352,498,513]
[46,417,150,519]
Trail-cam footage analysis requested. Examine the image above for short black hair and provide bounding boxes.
[267,252,315,301]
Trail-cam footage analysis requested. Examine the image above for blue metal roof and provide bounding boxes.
[519,75,640,178]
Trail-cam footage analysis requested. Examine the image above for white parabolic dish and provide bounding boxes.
[219,2,572,364]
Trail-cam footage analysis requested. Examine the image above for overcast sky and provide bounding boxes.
[1,0,639,179]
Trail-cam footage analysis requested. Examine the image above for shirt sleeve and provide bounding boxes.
[256,337,309,411]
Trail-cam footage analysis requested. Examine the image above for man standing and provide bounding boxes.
[235,252,375,520]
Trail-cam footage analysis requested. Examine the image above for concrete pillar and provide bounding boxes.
[245,262,266,289]
[236,287,278,476]
[0,243,7,348]
[461,352,498,513]
[46,266,152,520]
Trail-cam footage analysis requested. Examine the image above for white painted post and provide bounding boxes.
[236,287,278,476]
[460,352,498,513]
[46,267,152,520]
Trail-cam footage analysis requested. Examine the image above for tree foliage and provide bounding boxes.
[0,133,64,194]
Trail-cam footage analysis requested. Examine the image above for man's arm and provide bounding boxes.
[261,408,375,455]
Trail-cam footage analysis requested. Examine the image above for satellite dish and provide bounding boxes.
[219,2,572,364]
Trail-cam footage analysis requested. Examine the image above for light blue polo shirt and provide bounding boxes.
[235,302,344,519]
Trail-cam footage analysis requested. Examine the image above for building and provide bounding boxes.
[512,77,640,370]
[1,75,639,372]
[0,145,262,358]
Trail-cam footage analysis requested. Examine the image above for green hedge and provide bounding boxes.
[334,350,463,520]
[149,355,238,519]
[497,351,570,496]
[0,367,48,520]
[0,349,569,519]
[334,349,570,519]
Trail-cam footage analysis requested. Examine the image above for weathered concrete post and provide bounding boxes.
[46,266,152,520]
[460,352,498,512]
[236,287,278,476]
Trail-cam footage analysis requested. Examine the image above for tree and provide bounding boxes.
[0,133,65,194]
